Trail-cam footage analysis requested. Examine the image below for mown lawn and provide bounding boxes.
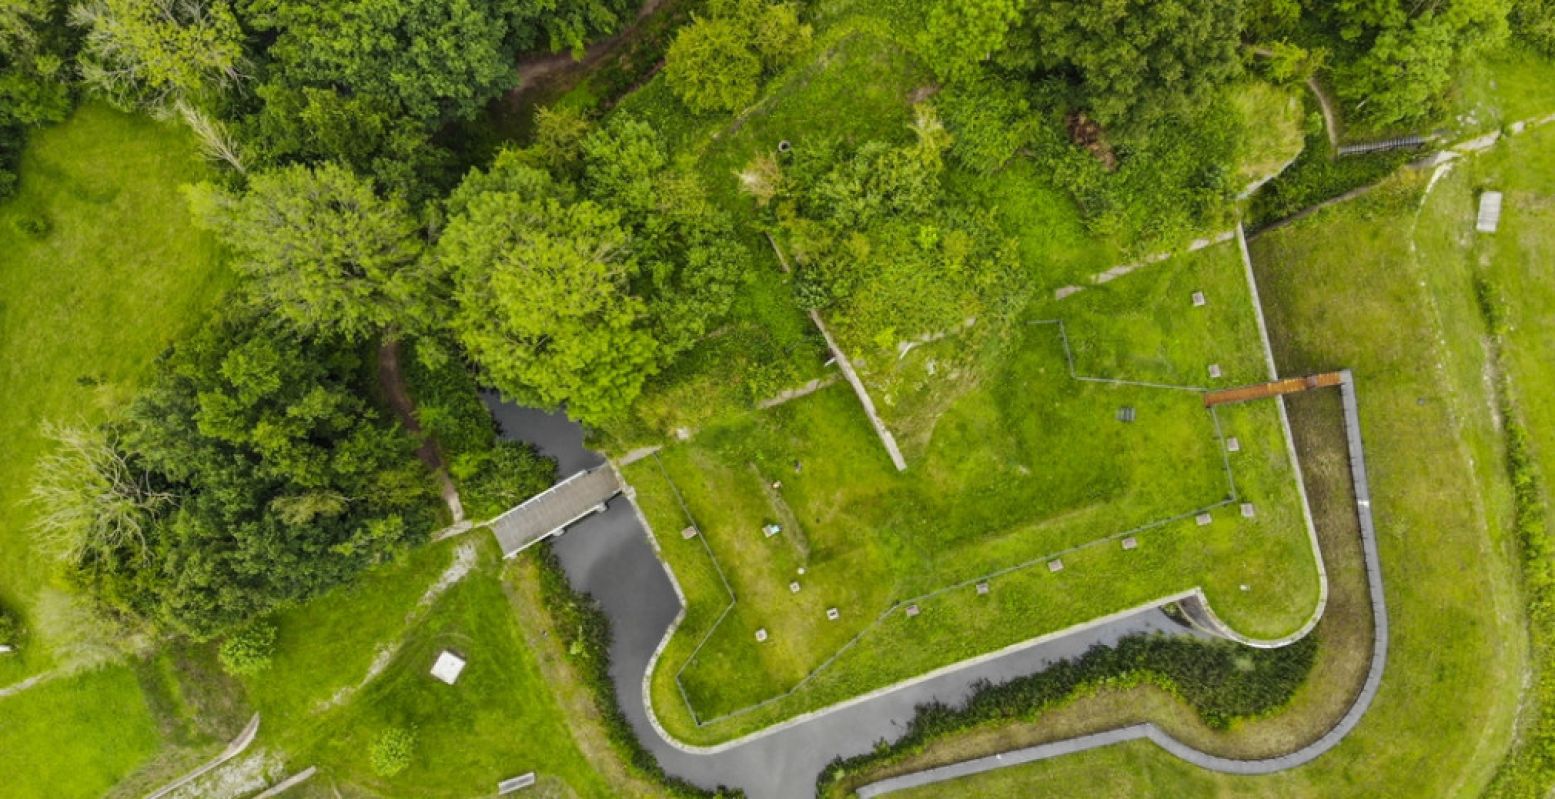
[0,103,232,798]
[883,163,1528,796]
[636,241,1319,743]
[230,536,620,798]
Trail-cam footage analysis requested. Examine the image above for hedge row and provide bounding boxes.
[817,630,1317,796]
[532,544,744,798]
[1477,278,1555,798]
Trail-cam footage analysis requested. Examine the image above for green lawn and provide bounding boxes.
[889,160,1529,797]
[636,241,1320,743]
[0,103,233,798]
[231,536,620,797]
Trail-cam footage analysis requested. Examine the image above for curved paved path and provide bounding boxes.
[488,368,1385,799]
[857,371,1387,795]
[489,399,1194,799]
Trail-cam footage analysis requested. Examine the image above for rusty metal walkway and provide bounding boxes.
[488,466,622,557]
[1203,371,1344,407]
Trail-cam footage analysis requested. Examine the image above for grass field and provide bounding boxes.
[222,536,628,798]
[634,239,1321,743]
[871,157,1530,798]
[0,103,233,799]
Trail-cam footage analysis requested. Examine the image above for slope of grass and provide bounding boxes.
[0,103,232,799]
[870,167,1527,797]
[637,241,1319,743]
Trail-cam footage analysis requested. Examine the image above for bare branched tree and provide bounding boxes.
[29,422,175,566]
[175,98,244,172]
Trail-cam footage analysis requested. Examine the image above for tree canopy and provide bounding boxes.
[187,162,426,342]
[665,0,810,113]
[34,314,437,638]
[1005,0,1246,129]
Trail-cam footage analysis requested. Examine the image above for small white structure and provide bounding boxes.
[0,644,13,655]
[826,607,840,621]
[430,650,467,685]
[1477,191,1503,234]
[1241,502,1257,518]
[905,604,920,617]
[755,628,769,642]
[1121,537,1138,551]
[498,773,537,794]
[1207,363,1222,379]
[681,526,698,540]
[1226,436,1241,453]
[976,581,990,595]
[1191,291,1208,307]
[1195,512,1213,526]
[762,523,782,538]
[1047,559,1064,573]
[789,581,801,593]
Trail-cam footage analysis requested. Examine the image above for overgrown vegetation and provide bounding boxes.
[816,632,1318,796]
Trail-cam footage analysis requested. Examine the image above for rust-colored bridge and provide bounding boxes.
[1203,371,1345,407]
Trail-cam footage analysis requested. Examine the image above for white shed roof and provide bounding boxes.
[1478,191,1504,233]
[430,650,467,684]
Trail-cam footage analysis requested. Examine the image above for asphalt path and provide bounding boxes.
[491,397,1190,798]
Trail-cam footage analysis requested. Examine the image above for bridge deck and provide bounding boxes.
[489,467,622,557]
[1203,372,1344,407]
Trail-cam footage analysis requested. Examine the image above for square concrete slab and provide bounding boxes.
[1208,363,1222,379]
[1195,512,1213,526]
[789,581,801,593]
[1192,291,1207,307]
[1117,406,1136,423]
[681,526,698,540]
[976,581,990,595]
[1048,559,1064,573]
[1226,436,1241,453]
[826,607,840,621]
[1241,502,1256,518]
[906,604,920,617]
[431,650,467,685]
[755,628,768,642]
[1122,536,1138,550]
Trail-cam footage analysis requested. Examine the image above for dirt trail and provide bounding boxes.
[509,0,672,107]
[377,340,463,522]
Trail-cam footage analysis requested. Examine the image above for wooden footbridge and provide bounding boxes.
[1204,371,1345,407]
[488,466,622,557]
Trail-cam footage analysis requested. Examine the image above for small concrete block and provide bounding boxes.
[797,567,806,575]
[755,628,768,642]
[1208,363,1222,379]
[1117,406,1136,423]
[1241,502,1256,518]
[762,523,782,537]
[1195,512,1213,526]
[1239,584,1250,592]
[430,650,467,685]
[826,607,840,621]
[681,526,698,540]
[1192,291,1207,307]
[498,773,537,794]
[1122,536,1138,550]
[1226,436,1241,453]
[1047,559,1064,573]
[789,581,801,593]
[905,604,920,617]
[1055,285,1083,300]
[976,581,990,595]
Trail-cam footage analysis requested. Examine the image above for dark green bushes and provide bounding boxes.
[816,632,1317,795]
[0,601,25,648]
[1247,106,1416,228]
[532,544,744,798]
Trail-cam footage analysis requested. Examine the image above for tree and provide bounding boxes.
[71,0,245,111]
[243,0,513,124]
[1326,0,1510,125]
[664,16,761,113]
[48,313,437,639]
[186,163,425,342]
[918,0,1027,84]
[29,422,174,567]
[218,621,276,675]
[1011,0,1246,128]
[1514,0,1555,53]
[664,1,810,113]
[439,155,660,424]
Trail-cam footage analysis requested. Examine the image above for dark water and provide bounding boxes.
[487,395,1186,799]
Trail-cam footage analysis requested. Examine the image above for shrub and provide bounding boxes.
[941,78,1038,175]
[218,622,276,676]
[0,603,25,648]
[12,212,50,239]
[369,725,417,777]
[665,17,761,113]
[452,440,557,521]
